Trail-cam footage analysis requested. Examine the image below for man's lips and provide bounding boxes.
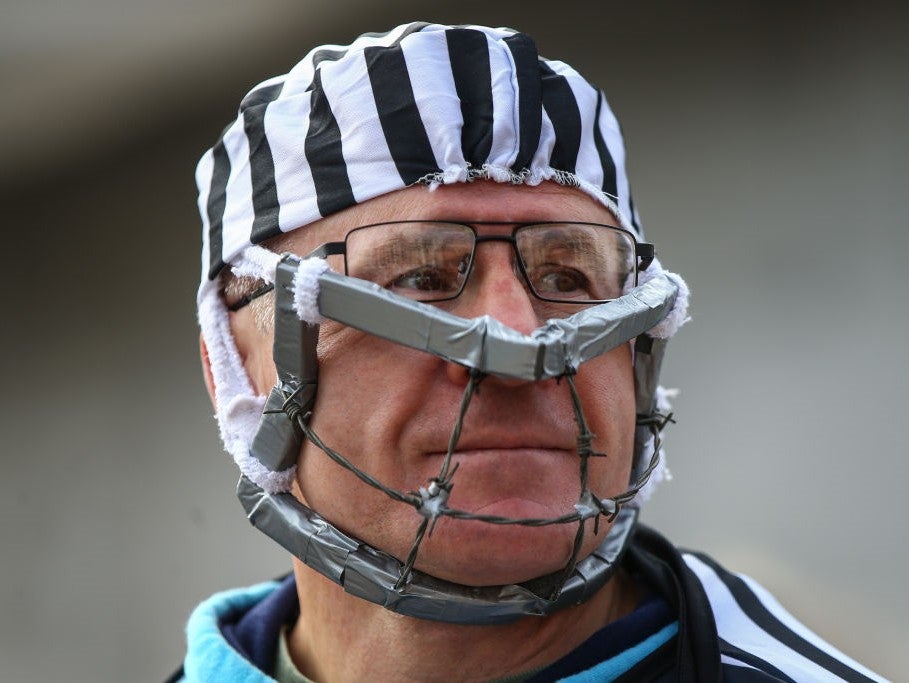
[425,446,576,458]
[421,427,579,456]
[419,446,586,520]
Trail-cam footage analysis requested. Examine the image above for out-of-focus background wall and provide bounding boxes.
[1,2,906,681]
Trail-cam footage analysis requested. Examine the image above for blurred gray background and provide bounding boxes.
[1,1,906,681]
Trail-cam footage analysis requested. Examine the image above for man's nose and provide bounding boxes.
[444,243,541,388]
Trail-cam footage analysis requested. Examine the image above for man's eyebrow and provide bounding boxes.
[523,229,603,260]
[344,238,438,280]
[353,228,467,259]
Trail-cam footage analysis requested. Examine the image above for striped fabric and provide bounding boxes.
[195,22,640,293]
[685,553,887,683]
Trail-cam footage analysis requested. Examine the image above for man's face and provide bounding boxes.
[232,181,635,587]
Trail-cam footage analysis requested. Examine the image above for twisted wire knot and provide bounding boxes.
[576,431,606,458]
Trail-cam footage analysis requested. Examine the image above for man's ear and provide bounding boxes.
[200,334,218,410]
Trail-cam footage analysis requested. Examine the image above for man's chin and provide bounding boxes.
[411,509,597,587]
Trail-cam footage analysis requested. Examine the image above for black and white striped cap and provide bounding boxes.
[195,21,641,292]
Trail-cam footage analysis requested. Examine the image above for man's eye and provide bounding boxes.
[388,267,458,294]
[531,267,592,297]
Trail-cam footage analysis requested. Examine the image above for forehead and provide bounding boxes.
[277,180,618,255]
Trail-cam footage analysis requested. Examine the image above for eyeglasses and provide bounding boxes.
[227,221,654,312]
[310,221,653,305]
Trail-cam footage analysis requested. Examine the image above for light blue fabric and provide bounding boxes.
[558,621,679,682]
[182,580,281,683]
[180,580,676,682]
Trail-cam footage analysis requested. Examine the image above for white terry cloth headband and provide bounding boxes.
[195,21,689,498]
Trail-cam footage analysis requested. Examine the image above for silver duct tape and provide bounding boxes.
[274,258,320,385]
[248,387,305,471]
[314,271,547,378]
[248,259,322,473]
[239,475,356,581]
[634,337,669,417]
[309,267,678,381]
[238,475,638,624]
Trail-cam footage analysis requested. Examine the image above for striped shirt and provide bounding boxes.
[620,526,887,682]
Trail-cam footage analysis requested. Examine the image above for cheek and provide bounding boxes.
[293,327,449,558]
[577,345,636,490]
[300,325,440,480]
[227,310,277,395]
[314,325,419,421]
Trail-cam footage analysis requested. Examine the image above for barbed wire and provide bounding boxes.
[290,369,671,591]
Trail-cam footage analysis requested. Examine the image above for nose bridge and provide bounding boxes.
[475,234,525,283]
[457,239,541,334]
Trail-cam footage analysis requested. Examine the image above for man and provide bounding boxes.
[176,22,885,682]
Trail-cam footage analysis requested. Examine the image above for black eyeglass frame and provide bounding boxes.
[308,220,654,306]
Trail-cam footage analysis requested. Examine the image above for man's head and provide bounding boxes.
[196,22,688,623]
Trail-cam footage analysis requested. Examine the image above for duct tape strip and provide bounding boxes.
[237,475,638,624]
[634,336,669,416]
[274,258,320,384]
[278,255,678,381]
[248,259,321,473]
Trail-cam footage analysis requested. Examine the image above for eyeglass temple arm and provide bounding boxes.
[637,243,654,271]
[308,242,346,259]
